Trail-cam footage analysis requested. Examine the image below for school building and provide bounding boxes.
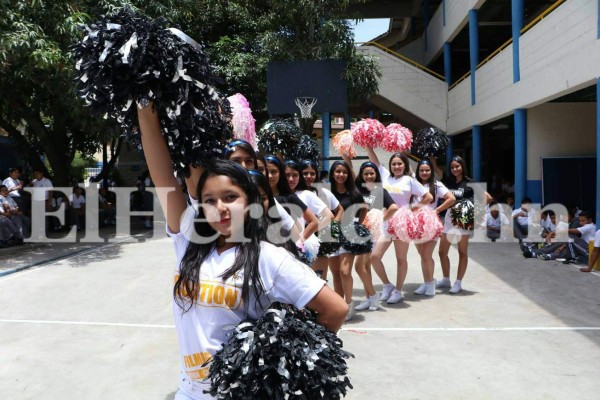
[342,0,599,219]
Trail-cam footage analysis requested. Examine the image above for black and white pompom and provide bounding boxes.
[204,303,354,400]
[71,8,232,178]
[341,222,373,255]
[412,127,450,159]
[450,199,475,230]
[257,119,302,160]
[317,220,343,256]
[292,135,321,163]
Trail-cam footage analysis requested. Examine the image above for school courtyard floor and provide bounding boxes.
[1,224,599,400]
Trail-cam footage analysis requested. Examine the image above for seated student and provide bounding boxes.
[540,210,556,240]
[0,185,29,239]
[69,186,86,231]
[98,187,116,226]
[522,208,576,257]
[482,201,509,241]
[0,200,24,246]
[580,228,600,272]
[537,211,596,263]
[512,197,534,240]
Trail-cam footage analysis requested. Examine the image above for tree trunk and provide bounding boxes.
[93,136,123,184]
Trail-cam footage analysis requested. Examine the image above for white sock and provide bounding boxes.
[454,279,462,284]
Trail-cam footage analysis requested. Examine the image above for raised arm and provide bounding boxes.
[137,105,187,233]
[341,153,357,181]
[365,146,381,167]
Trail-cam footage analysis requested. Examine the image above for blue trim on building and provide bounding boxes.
[322,112,331,171]
[443,0,447,26]
[512,0,524,82]
[598,0,600,39]
[344,113,351,130]
[514,109,527,207]
[444,42,452,85]
[445,138,454,166]
[527,180,542,204]
[369,110,375,119]
[472,125,482,181]
[596,79,600,222]
[469,9,479,105]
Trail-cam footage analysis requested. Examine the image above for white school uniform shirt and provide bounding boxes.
[416,181,449,210]
[511,207,533,226]
[378,165,428,207]
[70,194,86,209]
[3,177,21,198]
[295,190,327,227]
[314,187,340,211]
[482,213,510,229]
[167,205,325,399]
[577,223,597,244]
[32,177,53,201]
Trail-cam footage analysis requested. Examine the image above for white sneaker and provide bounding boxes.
[386,289,404,304]
[424,279,436,296]
[436,277,451,288]
[368,293,381,311]
[380,283,395,302]
[449,280,462,294]
[355,299,371,311]
[414,283,427,295]
[345,302,356,321]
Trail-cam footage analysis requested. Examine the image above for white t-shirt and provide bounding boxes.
[577,223,597,244]
[482,213,509,229]
[273,199,295,231]
[32,177,53,201]
[295,190,327,228]
[3,177,21,198]
[511,207,533,226]
[167,205,325,399]
[417,181,449,210]
[378,165,428,207]
[70,194,86,209]
[316,188,340,211]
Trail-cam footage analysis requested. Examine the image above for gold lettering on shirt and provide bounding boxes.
[174,275,241,310]
[183,351,212,380]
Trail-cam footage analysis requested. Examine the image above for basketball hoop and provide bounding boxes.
[295,97,318,119]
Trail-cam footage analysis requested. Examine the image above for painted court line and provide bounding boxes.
[1,319,600,332]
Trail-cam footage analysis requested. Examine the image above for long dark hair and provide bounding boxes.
[301,159,319,192]
[416,160,437,199]
[265,155,293,196]
[285,160,309,191]
[388,153,411,178]
[224,139,258,165]
[355,161,382,192]
[175,160,269,312]
[448,155,471,182]
[329,160,362,203]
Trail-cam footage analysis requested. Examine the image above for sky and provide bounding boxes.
[349,18,390,43]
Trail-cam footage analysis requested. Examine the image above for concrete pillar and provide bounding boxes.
[369,110,376,119]
[469,9,479,105]
[444,42,452,85]
[472,125,482,181]
[344,113,351,130]
[445,137,454,167]
[514,109,527,207]
[512,0,524,83]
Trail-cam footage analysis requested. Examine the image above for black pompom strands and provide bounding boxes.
[293,135,321,164]
[204,303,354,400]
[72,8,232,178]
[341,222,373,255]
[450,199,475,231]
[317,221,343,256]
[413,127,450,159]
[257,119,302,160]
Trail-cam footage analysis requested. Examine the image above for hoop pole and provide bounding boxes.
[322,112,331,172]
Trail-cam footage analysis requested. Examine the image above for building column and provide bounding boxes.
[472,125,482,181]
[344,113,351,130]
[469,9,479,106]
[369,110,376,119]
[512,0,524,83]
[443,42,452,85]
[322,112,331,172]
[442,0,447,26]
[596,79,600,223]
[514,109,527,207]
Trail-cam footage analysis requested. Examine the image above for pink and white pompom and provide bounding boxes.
[381,123,412,153]
[413,207,443,243]
[363,209,383,243]
[351,118,386,148]
[332,129,357,158]
[387,207,419,242]
[227,93,257,149]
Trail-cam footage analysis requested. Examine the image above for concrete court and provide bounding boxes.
[1,226,599,400]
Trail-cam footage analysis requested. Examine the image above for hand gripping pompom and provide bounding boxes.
[412,127,450,159]
[363,209,383,243]
[381,123,412,153]
[204,303,354,400]
[72,8,232,178]
[332,130,356,159]
[351,118,386,149]
[341,222,373,255]
[317,221,343,256]
[387,207,419,242]
[257,119,302,160]
[228,93,257,149]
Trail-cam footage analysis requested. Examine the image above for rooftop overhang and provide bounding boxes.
[346,0,415,19]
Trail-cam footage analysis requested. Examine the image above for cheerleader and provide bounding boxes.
[354,162,398,311]
[301,160,344,278]
[434,156,491,294]
[328,160,368,321]
[365,147,433,303]
[137,106,347,400]
[413,160,455,296]
[264,155,320,242]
